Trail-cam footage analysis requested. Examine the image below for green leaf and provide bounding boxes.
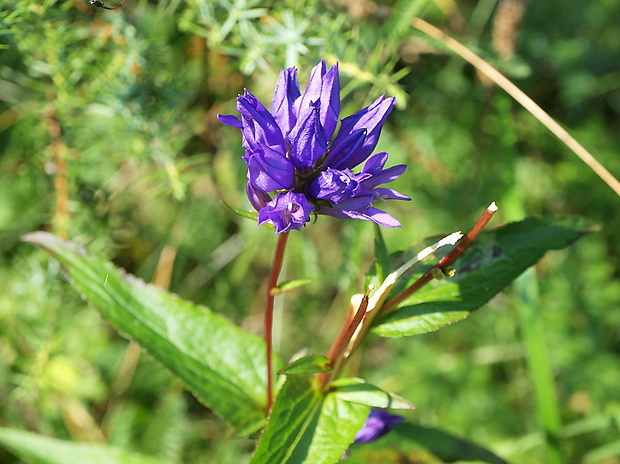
[271,279,312,295]
[251,375,369,464]
[0,427,165,464]
[331,378,414,410]
[373,217,597,338]
[278,354,332,375]
[345,422,509,464]
[220,200,258,221]
[23,232,270,435]
[221,200,276,230]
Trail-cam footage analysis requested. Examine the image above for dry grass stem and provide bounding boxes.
[413,18,620,198]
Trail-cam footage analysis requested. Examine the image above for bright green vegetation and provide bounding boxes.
[1,1,619,463]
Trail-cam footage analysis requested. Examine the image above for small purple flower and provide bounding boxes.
[219,60,409,233]
[354,409,404,444]
[257,191,314,234]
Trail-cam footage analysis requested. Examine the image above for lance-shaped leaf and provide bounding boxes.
[23,232,270,435]
[251,375,369,464]
[373,217,597,338]
[0,427,166,464]
[221,200,259,221]
[270,279,312,295]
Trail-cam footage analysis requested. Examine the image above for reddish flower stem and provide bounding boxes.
[325,302,356,365]
[380,203,498,315]
[317,288,372,391]
[265,231,289,414]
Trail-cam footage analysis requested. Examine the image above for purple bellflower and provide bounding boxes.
[218,61,410,233]
[354,408,404,444]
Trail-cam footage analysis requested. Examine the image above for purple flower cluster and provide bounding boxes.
[218,61,409,233]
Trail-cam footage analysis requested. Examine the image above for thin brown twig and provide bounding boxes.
[324,298,357,365]
[329,290,371,370]
[381,202,498,314]
[412,18,620,198]
[318,287,373,391]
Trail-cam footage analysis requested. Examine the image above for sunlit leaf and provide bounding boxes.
[251,375,369,464]
[221,200,259,221]
[24,232,271,435]
[271,279,312,295]
[373,217,597,337]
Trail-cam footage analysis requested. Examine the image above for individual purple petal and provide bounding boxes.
[217,113,242,128]
[247,147,295,192]
[357,152,408,188]
[294,60,326,121]
[308,168,369,204]
[372,187,411,201]
[317,200,402,227]
[246,182,272,211]
[363,164,408,188]
[257,191,314,233]
[360,151,389,175]
[237,91,286,154]
[361,208,402,227]
[313,194,372,218]
[329,95,396,169]
[289,102,328,171]
[314,204,363,221]
[354,409,405,444]
[322,128,367,169]
[271,67,301,135]
[318,62,340,140]
[293,61,340,141]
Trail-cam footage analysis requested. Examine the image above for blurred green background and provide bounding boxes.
[1,0,619,462]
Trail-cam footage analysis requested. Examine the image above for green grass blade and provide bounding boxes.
[514,268,563,464]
